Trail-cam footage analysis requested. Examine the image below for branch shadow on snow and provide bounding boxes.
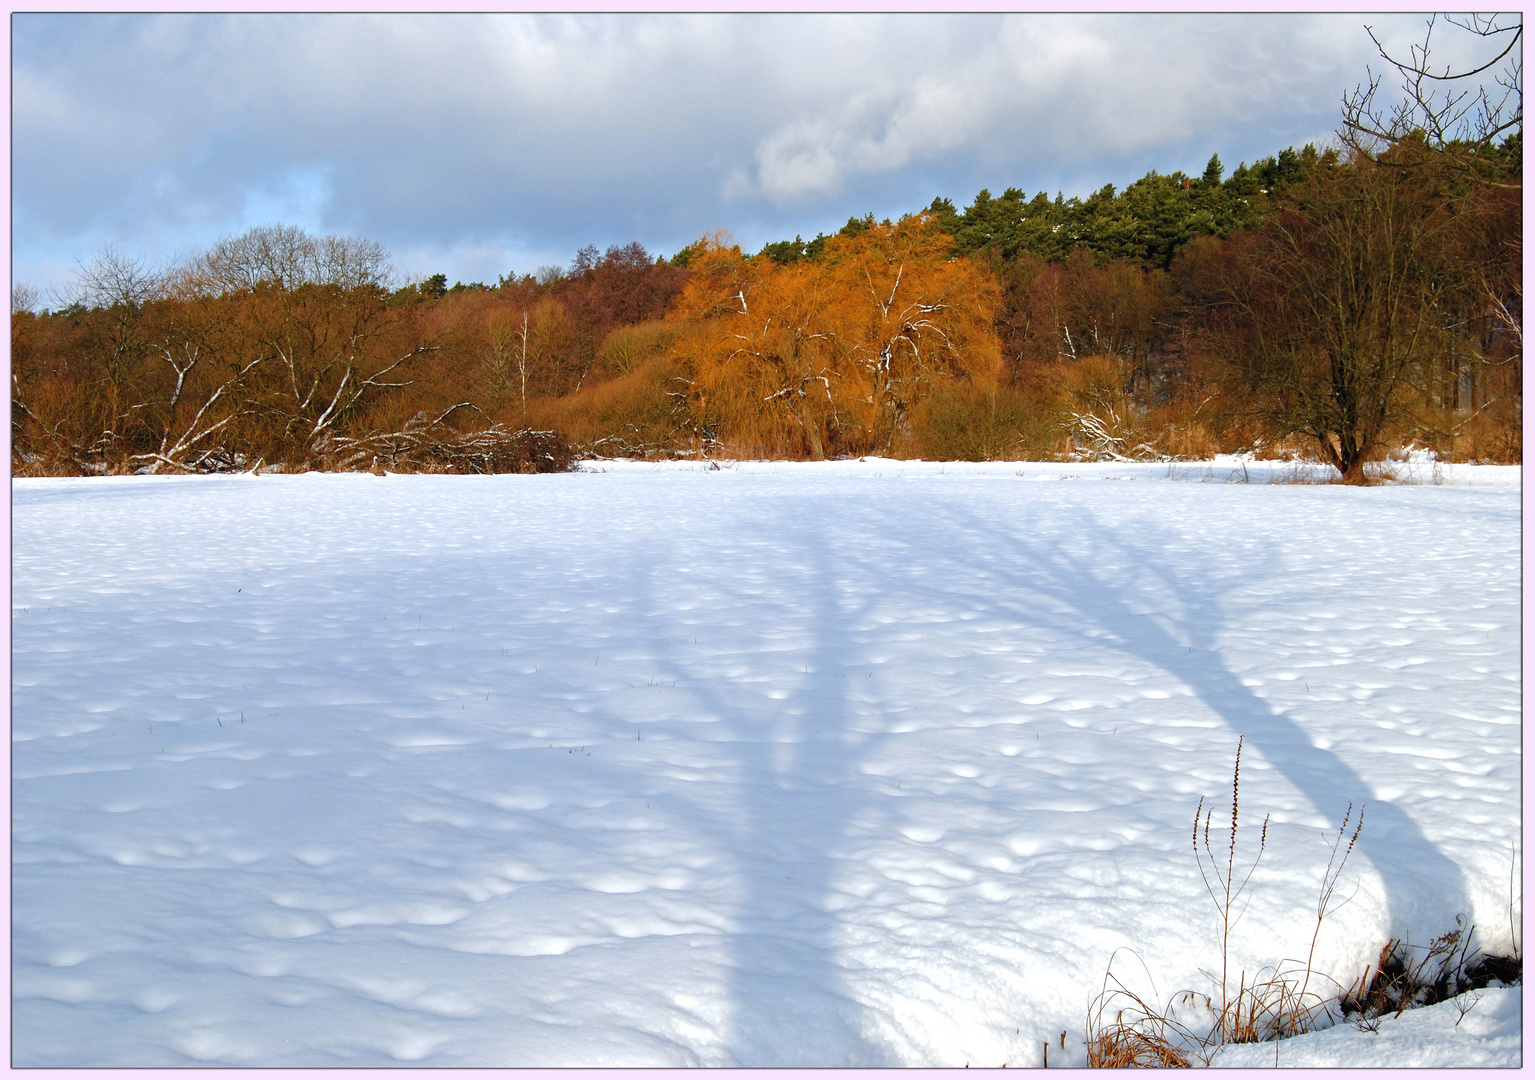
[941,498,1470,943]
[628,506,898,1066]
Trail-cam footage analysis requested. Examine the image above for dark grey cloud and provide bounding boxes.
[11,12,1463,293]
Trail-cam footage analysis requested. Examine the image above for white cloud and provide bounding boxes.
[11,12,1480,292]
[713,12,1447,207]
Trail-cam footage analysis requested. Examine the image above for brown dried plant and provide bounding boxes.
[1085,739,1368,1066]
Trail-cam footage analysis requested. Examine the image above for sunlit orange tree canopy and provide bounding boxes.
[671,215,1002,459]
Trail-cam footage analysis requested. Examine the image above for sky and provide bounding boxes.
[8,12,1500,299]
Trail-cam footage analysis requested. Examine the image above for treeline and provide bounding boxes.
[767,145,1324,271]
[12,140,1520,479]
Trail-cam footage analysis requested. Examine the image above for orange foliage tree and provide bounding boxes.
[672,216,1002,458]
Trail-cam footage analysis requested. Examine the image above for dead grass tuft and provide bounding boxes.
[1340,917,1523,1029]
[1086,954,1197,1067]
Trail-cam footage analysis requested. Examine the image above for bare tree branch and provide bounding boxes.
[1341,14,1522,187]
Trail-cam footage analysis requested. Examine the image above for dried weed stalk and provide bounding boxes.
[1085,738,1367,1066]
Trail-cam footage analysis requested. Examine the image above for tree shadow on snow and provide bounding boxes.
[941,497,1470,941]
[626,506,897,1066]
[502,482,1470,1065]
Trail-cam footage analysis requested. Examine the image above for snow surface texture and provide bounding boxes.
[11,459,1522,1067]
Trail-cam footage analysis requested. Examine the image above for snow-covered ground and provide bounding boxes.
[10,459,1522,1066]
[1210,985,1522,1068]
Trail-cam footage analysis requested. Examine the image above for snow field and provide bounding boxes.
[10,459,1522,1065]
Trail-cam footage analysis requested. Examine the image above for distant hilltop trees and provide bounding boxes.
[760,146,1336,273]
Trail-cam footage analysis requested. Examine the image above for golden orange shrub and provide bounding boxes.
[669,216,1002,459]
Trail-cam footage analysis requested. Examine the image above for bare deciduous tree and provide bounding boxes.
[12,282,40,315]
[186,224,394,295]
[131,300,268,473]
[65,245,167,311]
[260,293,434,460]
[1224,157,1465,481]
[1342,14,1522,186]
[58,246,171,457]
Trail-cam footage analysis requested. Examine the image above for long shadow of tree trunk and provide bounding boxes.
[943,499,1470,940]
[627,500,895,1065]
